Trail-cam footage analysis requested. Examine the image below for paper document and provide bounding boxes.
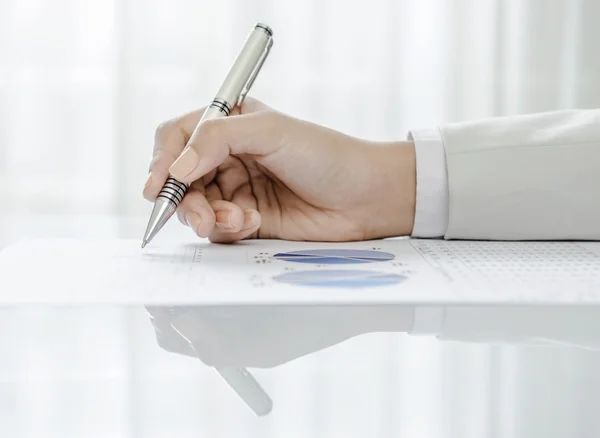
[0,238,599,305]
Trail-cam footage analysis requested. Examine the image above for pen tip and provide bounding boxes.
[141,240,147,249]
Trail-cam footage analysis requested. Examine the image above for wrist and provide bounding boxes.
[363,140,416,238]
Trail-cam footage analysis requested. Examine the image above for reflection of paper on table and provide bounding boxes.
[0,238,599,305]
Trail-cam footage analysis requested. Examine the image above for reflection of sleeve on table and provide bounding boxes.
[410,305,600,352]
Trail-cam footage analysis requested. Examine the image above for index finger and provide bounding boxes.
[143,107,207,201]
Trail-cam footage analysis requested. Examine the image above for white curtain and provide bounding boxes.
[2,0,599,216]
[2,0,600,437]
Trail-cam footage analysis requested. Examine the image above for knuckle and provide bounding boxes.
[240,96,266,113]
[199,118,223,140]
[257,109,281,134]
[154,119,175,140]
[149,148,174,172]
[261,109,279,123]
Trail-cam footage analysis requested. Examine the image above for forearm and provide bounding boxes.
[370,131,449,240]
[368,140,416,238]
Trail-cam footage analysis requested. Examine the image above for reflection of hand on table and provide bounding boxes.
[144,304,412,417]
[145,306,278,416]
[145,305,415,368]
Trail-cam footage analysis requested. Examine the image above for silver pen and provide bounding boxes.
[142,23,274,248]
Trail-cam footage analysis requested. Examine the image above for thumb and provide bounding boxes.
[169,110,283,184]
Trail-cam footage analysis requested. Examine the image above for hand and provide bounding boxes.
[146,305,415,368]
[143,98,416,243]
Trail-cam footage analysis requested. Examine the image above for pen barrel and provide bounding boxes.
[155,23,272,209]
[157,176,188,208]
[142,23,272,247]
[214,24,272,107]
[155,101,236,207]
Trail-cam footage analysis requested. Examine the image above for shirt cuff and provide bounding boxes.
[408,128,449,238]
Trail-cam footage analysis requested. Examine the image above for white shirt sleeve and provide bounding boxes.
[408,129,449,238]
[440,109,600,240]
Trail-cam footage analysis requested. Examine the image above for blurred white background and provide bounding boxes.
[1,1,600,437]
[1,0,599,216]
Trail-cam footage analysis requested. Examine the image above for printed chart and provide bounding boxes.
[270,249,404,288]
[272,249,394,264]
[273,269,407,288]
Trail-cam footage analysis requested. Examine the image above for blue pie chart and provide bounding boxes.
[272,249,394,264]
[273,269,407,288]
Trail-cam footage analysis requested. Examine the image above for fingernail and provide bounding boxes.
[185,212,202,234]
[242,210,259,230]
[144,173,153,189]
[215,211,233,229]
[169,148,198,181]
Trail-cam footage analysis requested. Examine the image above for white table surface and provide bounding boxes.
[2,215,600,438]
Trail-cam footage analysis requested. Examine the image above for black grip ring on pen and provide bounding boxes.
[155,98,232,208]
[157,177,188,208]
[209,98,232,116]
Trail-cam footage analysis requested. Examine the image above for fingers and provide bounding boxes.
[209,200,245,232]
[175,190,216,238]
[144,99,270,243]
[169,110,284,185]
[143,108,207,201]
[176,192,260,241]
[145,98,270,198]
[210,208,262,243]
